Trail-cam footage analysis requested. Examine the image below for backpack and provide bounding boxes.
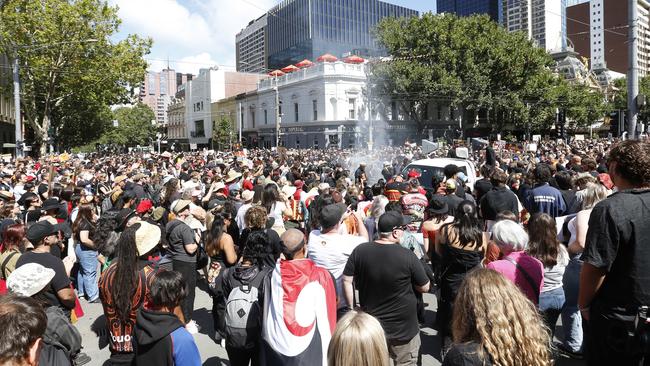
[101,195,113,213]
[224,268,266,349]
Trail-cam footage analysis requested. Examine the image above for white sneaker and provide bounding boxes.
[185,320,199,335]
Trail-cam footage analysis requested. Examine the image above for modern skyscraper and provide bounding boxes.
[436,0,503,23]
[139,69,193,126]
[567,0,650,76]
[237,0,418,71]
[236,14,268,73]
[502,0,564,51]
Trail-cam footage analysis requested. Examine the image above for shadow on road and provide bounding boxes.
[203,356,231,366]
[90,314,109,350]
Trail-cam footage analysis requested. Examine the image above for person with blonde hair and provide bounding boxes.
[327,310,389,366]
[443,268,552,366]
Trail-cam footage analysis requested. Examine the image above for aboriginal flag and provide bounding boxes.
[261,258,337,366]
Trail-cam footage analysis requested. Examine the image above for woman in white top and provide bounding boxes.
[526,213,569,337]
[560,182,608,356]
[261,183,292,235]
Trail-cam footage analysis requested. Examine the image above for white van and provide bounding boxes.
[402,157,478,192]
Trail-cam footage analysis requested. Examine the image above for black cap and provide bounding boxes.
[26,221,60,245]
[319,203,346,230]
[377,211,412,233]
[115,208,136,231]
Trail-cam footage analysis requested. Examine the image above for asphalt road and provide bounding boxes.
[76,278,585,366]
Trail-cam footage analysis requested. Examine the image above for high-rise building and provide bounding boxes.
[567,0,650,76]
[236,14,268,73]
[237,0,418,71]
[437,0,503,23]
[503,0,564,51]
[139,69,193,127]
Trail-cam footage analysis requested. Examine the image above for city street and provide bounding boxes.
[76,278,584,365]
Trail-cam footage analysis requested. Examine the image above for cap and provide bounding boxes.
[136,199,153,214]
[41,198,60,212]
[26,221,60,245]
[445,179,457,191]
[171,199,191,214]
[132,173,145,182]
[319,203,346,230]
[7,263,55,297]
[377,211,412,233]
[135,222,161,256]
[407,169,421,179]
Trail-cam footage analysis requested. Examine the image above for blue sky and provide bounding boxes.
[109,0,436,74]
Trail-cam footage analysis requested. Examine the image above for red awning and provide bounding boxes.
[281,64,299,73]
[316,53,338,62]
[295,59,314,68]
[343,55,365,64]
[268,70,285,77]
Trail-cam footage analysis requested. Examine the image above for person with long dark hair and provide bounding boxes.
[261,183,292,235]
[217,230,272,365]
[98,222,161,365]
[161,178,180,210]
[73,204,99,302]
[527,213,568,337]
[206,209,238,346]
[434,200,487,349]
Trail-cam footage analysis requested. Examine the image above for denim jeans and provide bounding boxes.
[539,286,565,337]
[75,243,99,301]
[561,255,583,353]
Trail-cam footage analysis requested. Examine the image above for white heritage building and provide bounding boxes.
[238,61,371,149]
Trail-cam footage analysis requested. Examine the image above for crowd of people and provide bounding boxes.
[0,137,649,366]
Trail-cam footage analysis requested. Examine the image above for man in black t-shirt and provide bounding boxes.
[343,211,430,366]
[15,221,75,315]
[580,140,650,365]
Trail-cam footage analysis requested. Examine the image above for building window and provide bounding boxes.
[391,101,397,120]
[437,105,442,120]
[294,103,299,122]
[264,109,268,124]
[251,110,256,128]
[313,100,317,120]
[348,98,357,119]
[194,120,205,137]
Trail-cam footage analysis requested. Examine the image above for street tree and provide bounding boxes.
[214,116,233,151]
[102,104,156,147]
[370,13,602,135]
[0,0,151,155]
[612,77,650,124]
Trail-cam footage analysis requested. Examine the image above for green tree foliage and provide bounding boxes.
[370,13,607,135]
[612,77,650,124]
[214,116,233,151]
[0,0,152,155]
[102,104,156,147]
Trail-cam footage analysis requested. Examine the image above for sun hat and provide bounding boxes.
[41,198,61,212]
[225,170,242,183]
[7,263,55,297]
[171,199,191,214]
[241,190,254,202]
[135,222,161,256]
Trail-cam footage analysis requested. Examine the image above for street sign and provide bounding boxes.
[2,143,15,148]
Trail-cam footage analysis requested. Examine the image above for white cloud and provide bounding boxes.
[110,0,274,74]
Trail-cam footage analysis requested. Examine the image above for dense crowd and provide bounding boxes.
[0,137,649,366]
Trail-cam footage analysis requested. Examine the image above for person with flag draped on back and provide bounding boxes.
[261,228,337,366]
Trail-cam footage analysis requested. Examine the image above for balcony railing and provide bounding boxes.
[190,131,205,138]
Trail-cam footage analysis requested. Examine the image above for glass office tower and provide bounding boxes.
[436,0,502,23]
[266,0,418,69]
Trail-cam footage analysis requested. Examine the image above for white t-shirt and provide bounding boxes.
[307,230,366,309]
[269,201,286,227]
[236,203,253,234]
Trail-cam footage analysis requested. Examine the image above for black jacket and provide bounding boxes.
[135,309,185,366]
